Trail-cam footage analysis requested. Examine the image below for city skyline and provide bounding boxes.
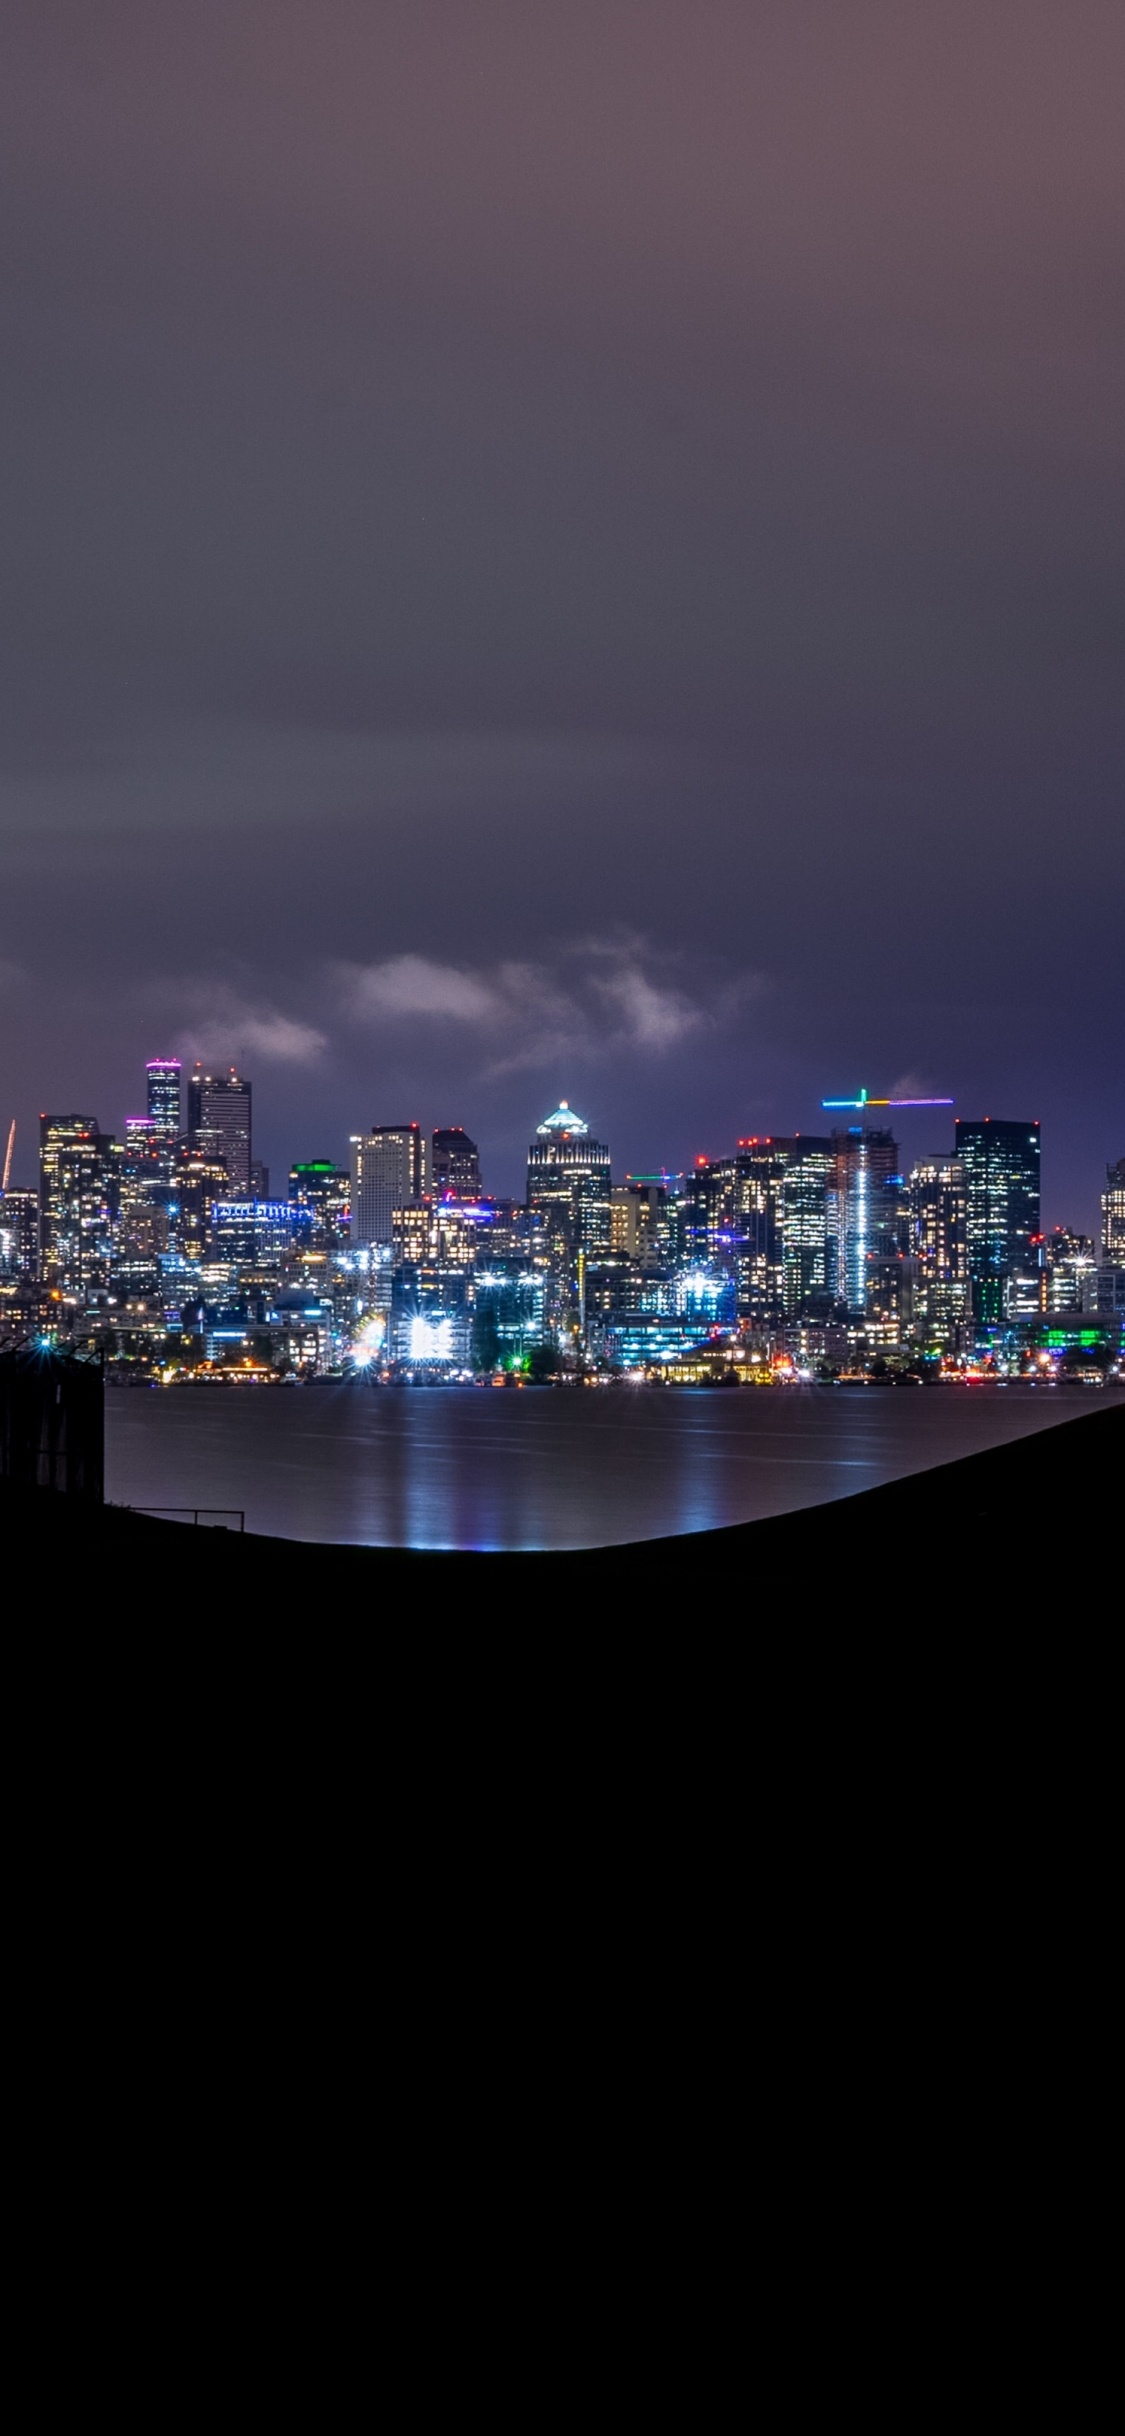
[1,1047,1113,1244]
[7,1042,1121,1389]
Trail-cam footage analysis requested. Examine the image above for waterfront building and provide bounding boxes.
[432,1127,482,1199]
[601,1314,716,1371]
[955,1118,1041,1323]
[471,1261,547,1367]
[775,1314,850,1373]
[390,1262,471,1367]
[350,1123,426,1245]
[1102,1158,1125,1264]
[187,1066,252,1197]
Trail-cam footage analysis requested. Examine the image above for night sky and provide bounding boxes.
[2,4,1122,1224]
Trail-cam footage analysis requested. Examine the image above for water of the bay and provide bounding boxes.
[104,1381,1110,1550]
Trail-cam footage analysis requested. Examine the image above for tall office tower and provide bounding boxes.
[290,1162,351,1247]
[146,1059,181,1150]
[734,1139,790,1321]
[779,1138,833,1316]
[955,1119,1041,1323]
[1102,1158,1125,1263]
[684,1157,736,1265]
[526,1104,612,1272]
[0,1188,39,1279]
[909,1157,969,1346]
[172,1144,229,1262]
[349,1123,426,1245]
[610,1185,640,1255]
[187,1066,252,1198]
[39,1116,115,1294]
[827,1128,900,1313]
[610,1177,672,1263]
[110,1131,170,1285]
[432,1128,481,1200]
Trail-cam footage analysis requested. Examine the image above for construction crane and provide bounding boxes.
[1,1121,13,1194]
[822,1088,954,1111]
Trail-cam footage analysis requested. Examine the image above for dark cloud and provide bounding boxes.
[0,3,1122,1219]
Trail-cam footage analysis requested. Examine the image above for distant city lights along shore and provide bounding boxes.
[7,1066,1122,1389]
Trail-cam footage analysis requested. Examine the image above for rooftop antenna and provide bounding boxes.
[1,1120,13,1193]
[822,1087,954,1111]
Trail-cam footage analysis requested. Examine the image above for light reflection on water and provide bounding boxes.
[104,1382,1105,1551]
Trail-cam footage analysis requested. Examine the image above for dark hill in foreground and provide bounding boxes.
[5,1402,1120,1596]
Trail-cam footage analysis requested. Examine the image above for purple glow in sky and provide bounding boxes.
[1,4,1122,1223]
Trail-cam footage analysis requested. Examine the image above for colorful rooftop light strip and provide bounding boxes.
[822,1087,955,1110]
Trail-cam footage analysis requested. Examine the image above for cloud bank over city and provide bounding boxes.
[336,939,747,1073]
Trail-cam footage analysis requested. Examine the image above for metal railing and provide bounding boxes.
[130,1506,246,1531]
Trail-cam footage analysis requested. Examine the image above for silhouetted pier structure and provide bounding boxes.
[0,1347,104,1502]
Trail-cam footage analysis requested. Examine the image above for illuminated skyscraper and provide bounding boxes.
[124,1116,160,1164]
[146,1058,181,1149]
[171,1143,230,1261]
[1102,1158,1125,1264]
[908,1156,970,1345]
[827,1128,900,1313]
[187,1066,252,1197]
[290,1161,351,1247]
[526,1104,612,1270]
[734,1139,789,1321]
[1041,1228,1096,1312]
[350,1123,426,1245]
[39,1115,114,1293]
[779,1138,833,1316]
[684,1157,736,1266]
[610,1177,674,1263]
[432,1128,481,1199]
[955,1119,1041,1323]
[0,1189,39,1280]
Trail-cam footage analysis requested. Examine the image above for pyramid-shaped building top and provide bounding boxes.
[536,1100,589,1138]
